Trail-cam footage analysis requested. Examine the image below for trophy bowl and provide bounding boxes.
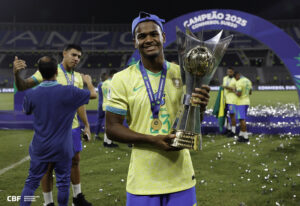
[184,45,214,77]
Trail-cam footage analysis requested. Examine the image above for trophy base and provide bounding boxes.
[170,130,201,150]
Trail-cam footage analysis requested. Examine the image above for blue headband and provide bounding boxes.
[132,11,165,36]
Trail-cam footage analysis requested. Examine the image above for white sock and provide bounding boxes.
[104,133,112,144]
[43,191,53,205]
[72,184,81,197]
[227,123,231,130]
[244,131,249,139]
[231,126,236,134]
[240,131,248,139]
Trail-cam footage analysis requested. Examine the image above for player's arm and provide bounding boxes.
[235,82,242,97]
[236,90,242,97]
[106,86,209,150]
[224,85,235,92]
[13,56,37,91]
[78,74,97,141]
[81,74,97,99]
[77,105,91,141]
[106,112,177,151]
[223,86,235,92]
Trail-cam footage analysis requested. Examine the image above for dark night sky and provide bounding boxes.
[1,0,300,24]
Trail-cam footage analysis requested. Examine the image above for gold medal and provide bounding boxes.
[151,118,162,130]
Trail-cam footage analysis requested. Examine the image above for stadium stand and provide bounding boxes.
[0,20,299,88]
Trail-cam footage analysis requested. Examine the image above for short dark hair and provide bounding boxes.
[38,56,58,80]
[100,73,107,82]
[233,71,240,76]
[227,67,235,71]
[63,44,82,53]
[109,69,118,76]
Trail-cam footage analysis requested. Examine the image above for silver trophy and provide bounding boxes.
[171,27,233,150]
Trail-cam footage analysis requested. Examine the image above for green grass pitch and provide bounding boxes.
[0,91,299,205]
[0,131,299,205]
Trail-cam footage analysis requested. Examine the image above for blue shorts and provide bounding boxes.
[126,187,197,206]
[236,105,249,120]
[226,104,236,114]
[72,127,82,153]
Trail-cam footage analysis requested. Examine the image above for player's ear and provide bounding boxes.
[134,37,138,49]
[162,32,166,44]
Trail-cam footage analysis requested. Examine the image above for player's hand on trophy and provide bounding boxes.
[152,134,181,151]
[13,56,27,74]
[81,74,92,85]
[191,85,210,111]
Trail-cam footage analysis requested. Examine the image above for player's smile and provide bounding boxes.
[143,44,159,52]
[141,41,161,57]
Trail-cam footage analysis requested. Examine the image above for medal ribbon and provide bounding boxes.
[139,61,167,119]
[60,63,74,85]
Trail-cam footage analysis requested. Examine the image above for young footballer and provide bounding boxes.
[234,71,252,142]
[222,67,238,137]
[13,44,93,206]
[105,12,210,206]
[19,56,96,206]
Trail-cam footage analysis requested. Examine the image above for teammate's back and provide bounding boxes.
[24,83,90,161]
[19,56,96,206]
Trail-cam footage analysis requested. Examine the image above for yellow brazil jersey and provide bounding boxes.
[31,64,84,129]
[222,75,237,104]
[101,78,112,111]
[236,76,252,105]
[107,61,196,195]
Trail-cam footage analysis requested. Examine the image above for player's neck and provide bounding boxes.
[43,76,57,81]
[141,55,165,73]
[62,61,73,73]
